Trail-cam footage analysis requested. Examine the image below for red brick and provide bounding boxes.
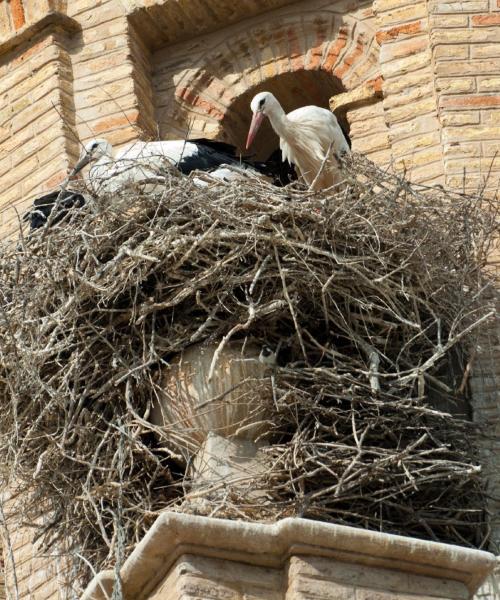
[441,94,500,108]
[93,111,140,133]
[193,96,225,120]
[334,34,366,78]
[322,27,348,72]
[43,170,67,190]
[308,43,325,70]
[308,18,328,70]
[10,36,54,68]
[367,75,384,93]
[287,27,304,71]
[175,86,225,121]
[376,20,422,44]
[9,0,25,31]
[472,13,500,26]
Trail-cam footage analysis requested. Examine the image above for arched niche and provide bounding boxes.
[149,1,382,158]
[221,69,345,159]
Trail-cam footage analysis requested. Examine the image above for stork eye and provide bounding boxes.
[259,98,265,108]
[91,142,99,150]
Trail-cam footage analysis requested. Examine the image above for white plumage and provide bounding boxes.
[246,91,350,190]
[72,138,272,194]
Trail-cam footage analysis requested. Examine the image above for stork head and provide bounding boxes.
[71,138,113,176]
[246,91,280,150]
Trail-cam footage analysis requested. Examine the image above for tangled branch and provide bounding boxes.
[0,154,497,592]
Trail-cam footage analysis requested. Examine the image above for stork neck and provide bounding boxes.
[266,103,289,140]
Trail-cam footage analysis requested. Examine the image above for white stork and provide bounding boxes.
[71,138,278,194]
[246,91,350,190]
[25,138,295,231]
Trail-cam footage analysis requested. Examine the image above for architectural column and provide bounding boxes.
[0,0,79,238]
[374,0,445,184]
[428,0,500,192]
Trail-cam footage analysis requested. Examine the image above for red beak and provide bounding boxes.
[246,111,265,150]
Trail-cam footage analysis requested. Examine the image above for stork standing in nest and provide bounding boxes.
[246,91,350,190]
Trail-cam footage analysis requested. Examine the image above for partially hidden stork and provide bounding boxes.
[24,189,87,230]
[246,91,350,190]
[71,138,286,194]
[25,138,294,230]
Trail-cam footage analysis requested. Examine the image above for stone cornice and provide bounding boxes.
[81,513,497,600]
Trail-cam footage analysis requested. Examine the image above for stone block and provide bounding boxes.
[435,77,476,93]
[444,124,500,142]
[472,43,500,57]
[380,36,428,61]
[349,115,388,137]
[407,160,445,182]
[380,50,431,77]
[434,44,468,59]
[373,0,416,14]
[431,27,500,43]
[430,14,469,27]
[329,82,382,112]
[388,115,440,139]
[382,80,434,108]
[441,112,481,126]
[431,1,489,13]
[380,3,427,26]
[445,173,486,189]
[395,148,445,170]
[481,109,500,123]
[390,130,442,154]
[288,576,356,599]
[382,69,432,93]
[385,96,437,122]
[351,131,391,153]
[435,59,498,75]
[445,158,488,172]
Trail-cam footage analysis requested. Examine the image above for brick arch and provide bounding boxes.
[155,10,381,154]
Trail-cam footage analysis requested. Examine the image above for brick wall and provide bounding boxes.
[0,28,76,237]
[1,492,74,600]
[430,0,500,191]
[151,0,384,158]
[0,1,499,599]
[374,0,446,183]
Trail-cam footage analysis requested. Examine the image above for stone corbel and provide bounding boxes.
[0,0,79,57]
[330,76,384,115]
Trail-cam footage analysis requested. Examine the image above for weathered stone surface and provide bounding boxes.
[81,513,496,600]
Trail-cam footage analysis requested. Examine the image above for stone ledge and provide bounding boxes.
[81,513,497,600]
[0,12,80,58]
[330,79,384,113]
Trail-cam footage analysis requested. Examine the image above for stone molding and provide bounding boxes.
[81,513,497,600]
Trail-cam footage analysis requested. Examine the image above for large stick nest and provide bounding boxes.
[0,155,497,589]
